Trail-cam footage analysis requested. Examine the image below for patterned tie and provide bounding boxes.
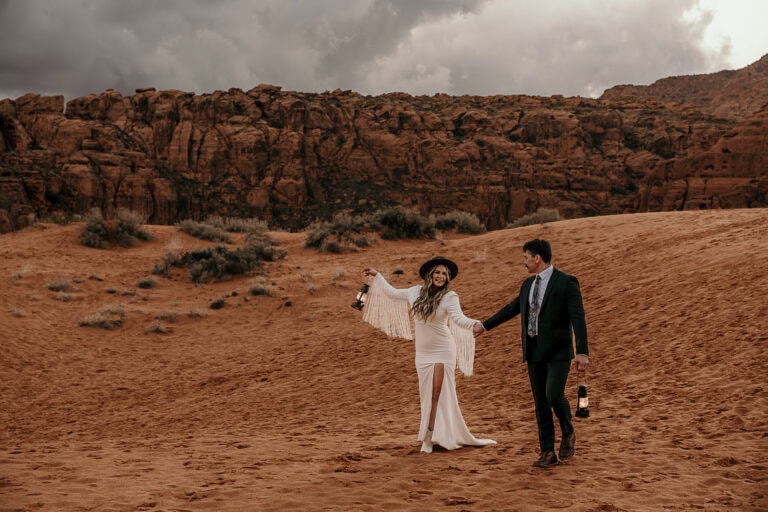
[528,275,542,337]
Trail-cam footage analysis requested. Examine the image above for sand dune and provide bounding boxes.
[1,209,766,511]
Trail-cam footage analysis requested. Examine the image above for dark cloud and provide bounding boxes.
[0,0,741,101]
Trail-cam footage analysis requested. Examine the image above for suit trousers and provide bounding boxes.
[526,339,574,452]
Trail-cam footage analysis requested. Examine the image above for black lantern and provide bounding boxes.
[351,283,370,310]
[575,383,590,418]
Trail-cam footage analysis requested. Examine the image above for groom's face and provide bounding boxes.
[523,251,541,274]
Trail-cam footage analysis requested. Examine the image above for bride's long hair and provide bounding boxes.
[411,266,450,321]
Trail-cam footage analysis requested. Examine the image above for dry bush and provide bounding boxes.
[79,304,125,329]
[79,208,152,248]
[12,263,33,281]
[153,229,286,284]
[249,283,272,296]
[371,206,435,240]
[147,321,170,334]
[205,215,269,234]
[178,220,232,243]
[137,276,157,289]
[332,267,346,281]
[507,208,561,228]
[187,308,208,318]
[155,310,180,323]
[47,278,73,292]
[434,210,487,234]
[305,211,376,253]
[210,298,227,309]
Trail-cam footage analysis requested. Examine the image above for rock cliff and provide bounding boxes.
[1,55,766,233]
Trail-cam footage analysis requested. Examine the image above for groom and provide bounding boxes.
[474,238,589,468]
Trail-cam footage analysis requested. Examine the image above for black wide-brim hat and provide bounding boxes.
[419,256,459,280]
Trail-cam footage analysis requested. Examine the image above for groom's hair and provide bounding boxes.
[523,239,552,263]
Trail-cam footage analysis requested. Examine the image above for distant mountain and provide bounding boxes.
[601,54,768,121]
[1,56,766,233]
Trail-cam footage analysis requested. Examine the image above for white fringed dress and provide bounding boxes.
[363,273,496,451]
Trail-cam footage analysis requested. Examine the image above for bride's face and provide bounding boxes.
[431,265,450,287]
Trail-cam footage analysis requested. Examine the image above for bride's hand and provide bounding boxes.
[363,268,378,277]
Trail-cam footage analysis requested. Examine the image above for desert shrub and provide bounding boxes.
[320,239,341,253]
[155,310,179,322]
[12,264,33,281]
[79,304,125,329]
[305,221,335,250]
[187,247,252,283]
[305,212,372,253]
[244,230,288,261]
[434,210,487,234]
[187,308,208,318]
[205,215,269,234]
[153,231,285,284]
[305,207,435,251]
[47,278,73,292]
[371,206,435,240]
[116,208,152,243]
[55,292,74,302]
[249,283,272,296]
[137,276,157,289]
[506,208,561,229]
[210,298,227,309]
[79,208,152,248]
[332,267,346,281]
[147,321,169,334]
[44,211,73,225]
[178,220,232,243]
[79,209,110,248]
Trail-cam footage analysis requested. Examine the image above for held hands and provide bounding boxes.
[574,354,589,371]
[472,322,485,337]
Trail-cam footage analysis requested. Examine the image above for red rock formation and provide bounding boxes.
[1,57,766,233]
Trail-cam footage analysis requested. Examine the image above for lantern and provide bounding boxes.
[351,283,370,310]
[575,383,590,418]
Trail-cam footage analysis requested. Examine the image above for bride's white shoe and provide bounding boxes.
[421,429,434,453]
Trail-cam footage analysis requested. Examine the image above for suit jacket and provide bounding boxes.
[483,268,588,362]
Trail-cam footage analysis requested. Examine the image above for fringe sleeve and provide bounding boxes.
[362,273,413,340]
[449,320,476,377]
[444,292,477,377]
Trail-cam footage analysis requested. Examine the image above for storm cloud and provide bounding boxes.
[0,0,754,101]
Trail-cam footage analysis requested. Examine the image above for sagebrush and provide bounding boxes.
[507,208,561,228]
[79,208,152,248]
[153,230,286,283]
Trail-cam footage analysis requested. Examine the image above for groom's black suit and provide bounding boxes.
[482,267,588,454]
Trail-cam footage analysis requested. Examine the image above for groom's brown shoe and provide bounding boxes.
[532,451,559,468]
[559,432,576,460]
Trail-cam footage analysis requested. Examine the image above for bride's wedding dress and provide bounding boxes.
[363,273,496,452]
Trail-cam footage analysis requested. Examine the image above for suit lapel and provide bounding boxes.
[540,268,560,311]
[521,276,534,318]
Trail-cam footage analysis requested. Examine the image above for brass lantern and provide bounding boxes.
[351,283,370,310]
[575,383,590,418]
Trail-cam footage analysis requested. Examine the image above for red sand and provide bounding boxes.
[1,209,766,511]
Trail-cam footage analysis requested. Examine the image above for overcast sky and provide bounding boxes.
[0,0,765,101]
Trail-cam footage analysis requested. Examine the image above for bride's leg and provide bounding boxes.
[428,363,445,430]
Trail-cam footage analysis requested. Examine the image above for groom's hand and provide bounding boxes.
[574,354,589,371]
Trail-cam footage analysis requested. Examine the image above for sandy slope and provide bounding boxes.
[1,209,766,512]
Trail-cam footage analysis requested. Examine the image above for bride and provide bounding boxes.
[362,256,496,453]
